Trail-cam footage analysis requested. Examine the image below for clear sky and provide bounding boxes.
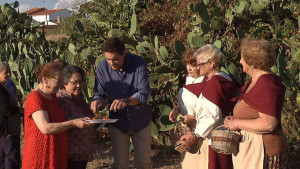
[0,0,87,12]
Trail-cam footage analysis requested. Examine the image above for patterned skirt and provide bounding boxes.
[263,149,288,169]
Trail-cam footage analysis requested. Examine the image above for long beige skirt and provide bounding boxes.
[232,130,264,169]
[181,138,209,169]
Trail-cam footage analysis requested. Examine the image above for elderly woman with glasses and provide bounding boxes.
[0,61,22,169]
[22,62,92,169]
[224,38,288,169]
[56,65,95,169]
[180,44,239,169]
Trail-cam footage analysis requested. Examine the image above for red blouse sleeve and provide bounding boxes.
[24,91,47,118]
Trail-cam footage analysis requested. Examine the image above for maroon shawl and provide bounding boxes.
[240,74,286,120]
[184,74,240,117]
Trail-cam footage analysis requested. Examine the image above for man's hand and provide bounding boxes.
[91,100,104,113]
[110,98,129,112]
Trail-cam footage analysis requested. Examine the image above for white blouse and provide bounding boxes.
[194,72,233,139]
[177,75,204,116]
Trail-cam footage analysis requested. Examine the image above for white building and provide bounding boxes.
[24,8,71,25]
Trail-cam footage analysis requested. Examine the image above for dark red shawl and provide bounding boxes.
[184,74,240,117]
[240,74,286,120]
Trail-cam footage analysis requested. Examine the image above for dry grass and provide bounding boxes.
[46,33,68,42]
[37,27,68,42]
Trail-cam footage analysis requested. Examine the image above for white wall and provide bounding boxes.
[32,15,49,23]
[31,9,71,25]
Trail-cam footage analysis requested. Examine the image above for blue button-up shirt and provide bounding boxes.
[93,53,152,132]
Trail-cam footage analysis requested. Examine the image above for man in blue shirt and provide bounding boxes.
[91,37,152,169]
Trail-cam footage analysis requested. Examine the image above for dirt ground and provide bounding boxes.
[86,138,181,169]
[20,124,181,169]
[86,126,181,169]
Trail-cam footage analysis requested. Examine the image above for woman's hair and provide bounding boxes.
[35,62,63,82]
[241,38,275,71]
[103,37,125,55]
[0,61,9,73]
[62,65,85,85]
[53,58,68,69]
[182,49,197,67]
[194,44,225,71]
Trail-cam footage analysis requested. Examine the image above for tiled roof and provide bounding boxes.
[31,9,64,16]
[24,7,46,15]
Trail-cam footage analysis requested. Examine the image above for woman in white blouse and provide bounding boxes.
[169,49,205,169]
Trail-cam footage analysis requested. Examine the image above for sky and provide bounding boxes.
[0,0,87,12]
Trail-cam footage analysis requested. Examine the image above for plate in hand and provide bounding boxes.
[86,119,118,123]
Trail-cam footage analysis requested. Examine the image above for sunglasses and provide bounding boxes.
[197,59,210,67]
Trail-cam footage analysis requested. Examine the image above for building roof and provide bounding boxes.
[24,8,66,16]
[31,9,65,16]
[24,7,46,15]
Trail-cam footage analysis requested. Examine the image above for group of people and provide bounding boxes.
[0,37,152,169]
[0,37,287,169]
[169,38,287,169]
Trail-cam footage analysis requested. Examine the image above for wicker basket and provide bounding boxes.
[169,121,192,145]
[169,121,200,153]
[211,125,240,155]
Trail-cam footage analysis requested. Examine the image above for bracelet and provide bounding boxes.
[192,132,201,139]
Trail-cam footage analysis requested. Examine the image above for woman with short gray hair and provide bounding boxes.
[180,44,239,169]
[0,61,21,169]
[56,65,94,169]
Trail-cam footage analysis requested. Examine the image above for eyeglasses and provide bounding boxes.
[197,59,210,67]
[68,80,84,86]
[49,77,63,84]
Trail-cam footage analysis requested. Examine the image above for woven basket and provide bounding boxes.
[211,125,240,155]
[169,121,192,145]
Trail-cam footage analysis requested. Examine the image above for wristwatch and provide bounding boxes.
[123,97,130,105]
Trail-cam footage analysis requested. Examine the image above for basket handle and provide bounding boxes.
[213,124,240,135]
[214,112,233,131]
[213,124,234,132]
[214,124,226,131]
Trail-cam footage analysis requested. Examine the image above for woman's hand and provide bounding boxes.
[181,115,196,124]
[73,117,94,128]
[169,106,180,122]
[224,116,240,131]
[180,132,197,146]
